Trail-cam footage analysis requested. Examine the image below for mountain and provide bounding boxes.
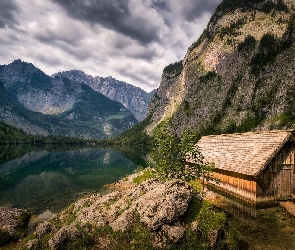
[52,70,156,122]
[0,60,137,139]
[144,0,295,137]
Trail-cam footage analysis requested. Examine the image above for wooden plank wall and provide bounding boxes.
[257,141,295,203]
[208,139,295,205]
[212,169,257,203]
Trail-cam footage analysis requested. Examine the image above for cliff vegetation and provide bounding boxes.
[145,0,295,137]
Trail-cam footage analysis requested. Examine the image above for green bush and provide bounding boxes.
[152,123,215,181]
[251,33,279,75]
[238,35,256,52]
[163,61,183,79]
[0,229,13,247]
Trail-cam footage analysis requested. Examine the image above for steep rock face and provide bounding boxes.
[0,80,49,135]
[147,0,295,136]
[0,60,137,138]
[52,70,156,122]
[1,60,83,115]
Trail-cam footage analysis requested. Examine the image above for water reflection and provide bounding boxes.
[0,145,148,215]
[210,192,295,249]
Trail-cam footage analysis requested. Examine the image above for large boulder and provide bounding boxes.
[44,178,194,248]
[135,179,193,230]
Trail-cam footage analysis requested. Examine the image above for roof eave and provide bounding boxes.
[254,133,294,177]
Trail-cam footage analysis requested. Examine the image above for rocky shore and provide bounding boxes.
[0,170,235,249]
[0,207,31,247]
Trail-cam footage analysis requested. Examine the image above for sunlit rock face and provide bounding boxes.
[53,70,156,122]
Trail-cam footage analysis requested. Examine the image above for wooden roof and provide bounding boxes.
[196,130,295,177]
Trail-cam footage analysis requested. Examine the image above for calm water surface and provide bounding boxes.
[0,145,147,215]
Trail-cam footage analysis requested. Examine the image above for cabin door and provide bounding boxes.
[279,164,292,198]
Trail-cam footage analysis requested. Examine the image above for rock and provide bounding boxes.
[109,209,136,232]
[98,190,122,204]
[0,207,31,234]
[75,205,106,227]
[0,207,31,247]
[107,197,130,222]
[162,224,186,243]
[35,221,57,238]
[26,239,38,249]
[32,178,196,248]
[48,224,81,250]
[191,220,199,232]
[75,191,123,227]
[208,229,219,248]
[135,179,194,230]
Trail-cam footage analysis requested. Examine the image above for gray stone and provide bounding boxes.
[109,210,136,232]
[0,207,31,234]
[48,224,81,250]
[35,221,57,238]
[26,239,38,249]
[135,179,194,230]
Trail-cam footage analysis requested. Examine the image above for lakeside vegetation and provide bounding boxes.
[0,121,89,145]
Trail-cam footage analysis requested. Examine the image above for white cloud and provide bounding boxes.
[0,0,221,91]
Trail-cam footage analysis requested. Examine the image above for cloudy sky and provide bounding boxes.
[0,0,221,92]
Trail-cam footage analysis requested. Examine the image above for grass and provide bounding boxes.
[132,168,157,185]
[165,197,231,250]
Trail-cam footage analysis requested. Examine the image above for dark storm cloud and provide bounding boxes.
[177,0,221,21]
[52,0,160,44]
[117,65,160,88]
[35,31,79,46]
[151,0,169,12]
[36,54,63,67]
[0,0,222,91]
[0,0,19,28]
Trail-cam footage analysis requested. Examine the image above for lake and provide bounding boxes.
[0,145,148,216]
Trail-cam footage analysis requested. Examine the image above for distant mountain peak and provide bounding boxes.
[0,60,138,139]
[53,70,155,121]
[9,59,38,70]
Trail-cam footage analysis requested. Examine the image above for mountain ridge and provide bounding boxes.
[52,70,156,122]
[144,0,295,137]
[0,60,138,139]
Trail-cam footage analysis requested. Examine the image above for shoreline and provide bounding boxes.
[0,168,233,249]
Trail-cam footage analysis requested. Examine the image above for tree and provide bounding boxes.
[152,122,181,178]
[152,122,215,182]
[180,129,215,183]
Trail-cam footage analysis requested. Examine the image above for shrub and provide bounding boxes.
[132,168,157,185]
[152,123,215,182]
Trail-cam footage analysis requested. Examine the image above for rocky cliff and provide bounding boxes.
[146,0,295,136]
[53,70,156,122]
[0,60,137,139]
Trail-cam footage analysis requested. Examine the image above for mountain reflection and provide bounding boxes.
[0,145,148,215]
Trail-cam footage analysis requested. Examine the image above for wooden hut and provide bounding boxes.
[196,130,295,206]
